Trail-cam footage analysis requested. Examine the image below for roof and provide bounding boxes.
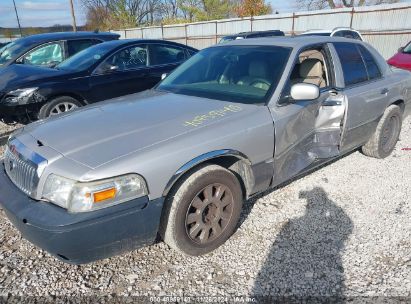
[301,30,333,35]
[301,28,360,35]
[18,31,119,44]
[224,30,284,38]
[84,38,198,50]
[215,35,367,49]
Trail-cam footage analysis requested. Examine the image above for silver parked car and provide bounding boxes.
[1,37,410,264]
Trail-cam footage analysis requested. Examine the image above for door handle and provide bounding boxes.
[322,100,342,106]
[381,88,389,95]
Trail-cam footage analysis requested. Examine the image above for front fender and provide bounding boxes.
[162,149,253,197]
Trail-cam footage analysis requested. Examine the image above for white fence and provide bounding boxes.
[112,3,411,59]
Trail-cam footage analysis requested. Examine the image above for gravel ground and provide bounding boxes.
[0,118,410,301]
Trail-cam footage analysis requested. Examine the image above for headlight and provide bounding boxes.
[4,88,38,104]
[42,174,148,213]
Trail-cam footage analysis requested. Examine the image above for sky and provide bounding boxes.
[0,0,407,28]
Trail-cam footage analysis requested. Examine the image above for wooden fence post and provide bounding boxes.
[292,13,296,36]
[350,7,355,28]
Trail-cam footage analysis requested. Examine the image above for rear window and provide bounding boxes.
[358,45,381,80]
[334,42,368,86]
[67,39,100,57]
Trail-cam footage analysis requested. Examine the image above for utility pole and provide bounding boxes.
[12,0,23,37]
[69,0,77,32]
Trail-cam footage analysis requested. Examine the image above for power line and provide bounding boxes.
[12,0,23,36]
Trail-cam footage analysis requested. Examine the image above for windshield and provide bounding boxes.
[403,42,411,54]
[158,45,291,104]
[0,40,28,65]
[56,42,116,72]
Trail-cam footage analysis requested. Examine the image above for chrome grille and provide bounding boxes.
[3,138,47,197]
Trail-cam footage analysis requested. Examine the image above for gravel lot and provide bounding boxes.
[0,118,410,301]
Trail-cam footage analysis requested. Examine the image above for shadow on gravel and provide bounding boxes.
[252,187,353,301]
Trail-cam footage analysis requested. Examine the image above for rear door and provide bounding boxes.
[332,42,391,151]
[146,43,189,87]
[271,44,347,185]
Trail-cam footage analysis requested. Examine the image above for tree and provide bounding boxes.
[298,0,400,10]
[201,0,232,20]
[235,0,272,17]
[24,27,43,36]
[3,29,14,41]
[178,0,203,21]
[85,6,111,30]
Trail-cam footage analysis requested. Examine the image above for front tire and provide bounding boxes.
[160,164,243,256]
[362,105,402,159]
[38,96,82,119]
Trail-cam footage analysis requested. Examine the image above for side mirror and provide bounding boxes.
[398,47,404,53]
[47,61,59,68]
[110,65,119,71]
[161,73,168,80]
[290,83,320,101]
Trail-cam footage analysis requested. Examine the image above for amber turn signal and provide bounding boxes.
[93,188,117,203]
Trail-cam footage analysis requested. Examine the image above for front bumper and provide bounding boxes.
[0,103,41,122]
[0,166,164,264]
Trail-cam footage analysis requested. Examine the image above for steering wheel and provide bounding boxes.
[250,79,271,90]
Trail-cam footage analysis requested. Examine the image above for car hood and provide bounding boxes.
[0,64,70,91]
[23,90,256,169]
[387,52,411,71]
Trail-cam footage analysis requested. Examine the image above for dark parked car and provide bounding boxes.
[387,41,411,71]
[0,39,198,122]
[219,30,285,43]
[0,31,119,68]
[0,42,10,49]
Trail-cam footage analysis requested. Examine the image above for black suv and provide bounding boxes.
[0,31,119,68]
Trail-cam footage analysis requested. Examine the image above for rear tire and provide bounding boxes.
[160,164,243,256]
[361,105,402,159]
[38,96,82,119]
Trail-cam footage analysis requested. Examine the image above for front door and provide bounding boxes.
[88,44,155,102]
[271,45,346,186]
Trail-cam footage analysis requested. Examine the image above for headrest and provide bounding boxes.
[249,60,268,78]
[299,59,323,78]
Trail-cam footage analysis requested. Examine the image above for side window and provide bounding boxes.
[280,47,330,103]
[334,42,368,86]
[22,42,63,66]
[350,31,362,40]
[187,49,197,57]
[358,45,381,80]
[97,44,147,73]
[67,39,100,57]
[289,48,330,88]
[333,31,344,37]
[149,44,186,66]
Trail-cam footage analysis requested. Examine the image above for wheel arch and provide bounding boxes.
[46,93,88,106]
[390,99,405,114]
[162,150,255,200]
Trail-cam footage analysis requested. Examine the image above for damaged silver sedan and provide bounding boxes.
[1,37,410,264]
